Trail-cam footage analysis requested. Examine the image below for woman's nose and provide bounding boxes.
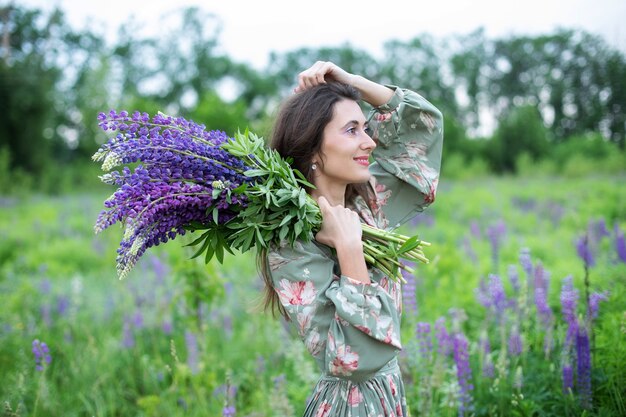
[361,131,377,150]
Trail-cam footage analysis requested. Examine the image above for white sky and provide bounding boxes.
[15,0,626,69]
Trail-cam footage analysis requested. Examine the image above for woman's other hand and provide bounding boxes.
[295,61,354,93]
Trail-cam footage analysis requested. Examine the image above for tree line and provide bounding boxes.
[1,4,625,192]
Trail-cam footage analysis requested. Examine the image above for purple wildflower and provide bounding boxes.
[508,326,523,356]
[222,406,236,417]
[32,339,52,371]
[122,316,135,349]
[534,263,553,328]
[519,247,533,278]
[469,220,481,239]
[185,330,200,375]
[434,317,452,357]
[614,223,626,263]
[486,220,507,269]
[576,327,592,409]
[562,363,574,394]
[461,236,478,265]
[587,291,609,321]
[415,322,433,361]
[452,333,473,416]
[507,265,520,294]
[402,263,418,315]
[575,234,595,268]
[560,276,579,345]
[93,110,251,279]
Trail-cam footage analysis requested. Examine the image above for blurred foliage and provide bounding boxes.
[0,4,625,195]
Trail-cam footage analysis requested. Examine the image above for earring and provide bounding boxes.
[311,163,317,170]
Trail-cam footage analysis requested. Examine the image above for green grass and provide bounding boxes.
[1,174,625,416]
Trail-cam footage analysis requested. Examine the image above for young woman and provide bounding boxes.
[259,61,443,416]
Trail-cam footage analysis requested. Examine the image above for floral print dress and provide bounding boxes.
[268,86,443,417]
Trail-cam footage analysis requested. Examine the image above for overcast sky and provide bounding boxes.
[16,0,626,69]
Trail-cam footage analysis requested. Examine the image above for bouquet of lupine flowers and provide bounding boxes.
[93,110,430,281]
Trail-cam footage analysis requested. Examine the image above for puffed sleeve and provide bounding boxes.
[367,85,444,229]
[268,240,402,382]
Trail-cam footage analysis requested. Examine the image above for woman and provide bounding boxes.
[259,61,443,416]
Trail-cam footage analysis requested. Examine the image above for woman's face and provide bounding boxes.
[313,99,377,190]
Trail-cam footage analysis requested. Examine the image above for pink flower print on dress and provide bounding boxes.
[314,401,332,417]
[348,385,364,407]
[277,279,316,306]
[419,111,437,133]
[328,335,359,376]
[388,375,398,395]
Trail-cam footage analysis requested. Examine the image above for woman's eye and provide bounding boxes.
[347,127,356,134]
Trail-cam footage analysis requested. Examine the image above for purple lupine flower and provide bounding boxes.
[575,234,595,268]
[519,247,533,278]
[482,353,495,379]
[486,220,507,269]
[434,317,452,357]
[560,276,579,345]
[479,330,494,378]
[222,406,236,417]
[184,330,200,375]
[508,326,523,356]
[32,339,52,371]
[562,363,574,394]
[122,316,135,348]
[402,263,418,315]
[507,265,520,294]
[469,220,481,239]
[488,274,508,317]
[162,319,173,335]
[534,263,553,328]
[576,326,592,409]
[415,322,433,361]
[614,223,626,263]
[132,310,144,329]
[587,291,609,321]
[39,278,51,295]
[94,110,251,279]
[452,333,473,416]
[56,296,70,316]
[589,218,610,244]
[461,236,478,265]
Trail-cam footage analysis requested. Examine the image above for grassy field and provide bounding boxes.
[1,174,625,416]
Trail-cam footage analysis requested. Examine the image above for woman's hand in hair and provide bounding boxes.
[295,61,354,93]
[295,61,394,107]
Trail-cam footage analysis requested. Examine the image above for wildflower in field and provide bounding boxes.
[507,264,520,294]
[518,247,533,277]
[576,327,592,409]
[416,322,433,362]
[32,339,51,371]
[402,263,418,315]
[486,220,507,269]
[587,291,609,320]
[452,333,473,416]
[560,276,579,345]
[614,222,626,263]
[562,361,574,394]
[575,234,595,268]
[184,330,200,374]
[513,366,523,390]
[122,316,135,349]
[434,317,452,357]
[507,326,523,357]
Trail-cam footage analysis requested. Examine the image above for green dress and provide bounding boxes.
[267,86,443,417]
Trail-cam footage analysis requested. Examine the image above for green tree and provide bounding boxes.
[489,105,550,173]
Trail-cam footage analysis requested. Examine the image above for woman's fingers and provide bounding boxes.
[295,61,352,93]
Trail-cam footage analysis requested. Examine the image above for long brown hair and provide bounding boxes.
[258,82,373,318]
